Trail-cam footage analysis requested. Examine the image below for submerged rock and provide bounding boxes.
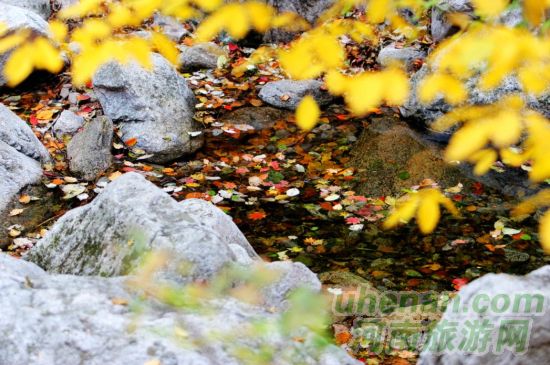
[218,106,292,131]
[93,53,204,163]
[67,116,113,181]
[350,114,537,197]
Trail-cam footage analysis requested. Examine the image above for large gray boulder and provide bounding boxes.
[0,3,50,86]
[0,103,50,163]
[0,254,359,365]
[67,116,113,181]
[1,0,51,20]
[0,140,43,215]
[24,172,258,282]
[420,266,550,365]
[264,0,334,43]
[93,53,204,163]
[259,80,334,110]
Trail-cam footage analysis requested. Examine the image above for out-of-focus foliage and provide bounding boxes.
[1,0,550,250]
[128,252,331,365]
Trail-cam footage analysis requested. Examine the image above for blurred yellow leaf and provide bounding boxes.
[296,96,320,131]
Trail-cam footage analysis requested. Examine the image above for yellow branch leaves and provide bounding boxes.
[384,189,459,234]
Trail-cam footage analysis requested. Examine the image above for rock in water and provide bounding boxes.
[420,266,550,365]
[1,0,51,20]
[0,141,43,214]
[67,116,113,181]
[178,42,228,71]
[0,254,360,365]
[0,103,50,163]
[259,80,333,110]
[24,172,257,282]
[52,110,84,138]
[0,4,50,86]
[93,53,204,163]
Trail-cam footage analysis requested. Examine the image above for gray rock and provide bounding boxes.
[401,64,550,127]
[258,80,334,110]
[152,13,189,41]
[1,0,51,20]
[0,3,50,86]
[431,0,472,42]
[179,198,259,259]
[0,103,50,163]
[431,0,524,42]
[419,266,550,365]
[93,53,204,163]
[0,254,360,365]
[178,42,227,71]
[0,140,43,214]
[377,43,425,70]
[51,0,78,12]
[52,110,84,138]
[264,0,334,43]
[24,172,258,283]
[67,116,113,181]
[262,261,322,310]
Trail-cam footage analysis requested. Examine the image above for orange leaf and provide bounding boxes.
[125,137,138,147]
[248,211,267,220]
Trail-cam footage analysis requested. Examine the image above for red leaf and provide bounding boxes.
[452,278,469,291]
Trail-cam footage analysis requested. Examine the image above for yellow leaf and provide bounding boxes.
[471,0,508,17]
[524,0,547,25]
[419,73,467,105]
[445,124,489,161]
[151,32,178,65]
[4,44,33,86]
[384,194,420,229]
[539,211,550,254]
[470,149,498,175]
[296,96,320,131]
[417,192,440,234]
[367,0,391,23]
[49,20,68,43]
[32,38,64,73]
